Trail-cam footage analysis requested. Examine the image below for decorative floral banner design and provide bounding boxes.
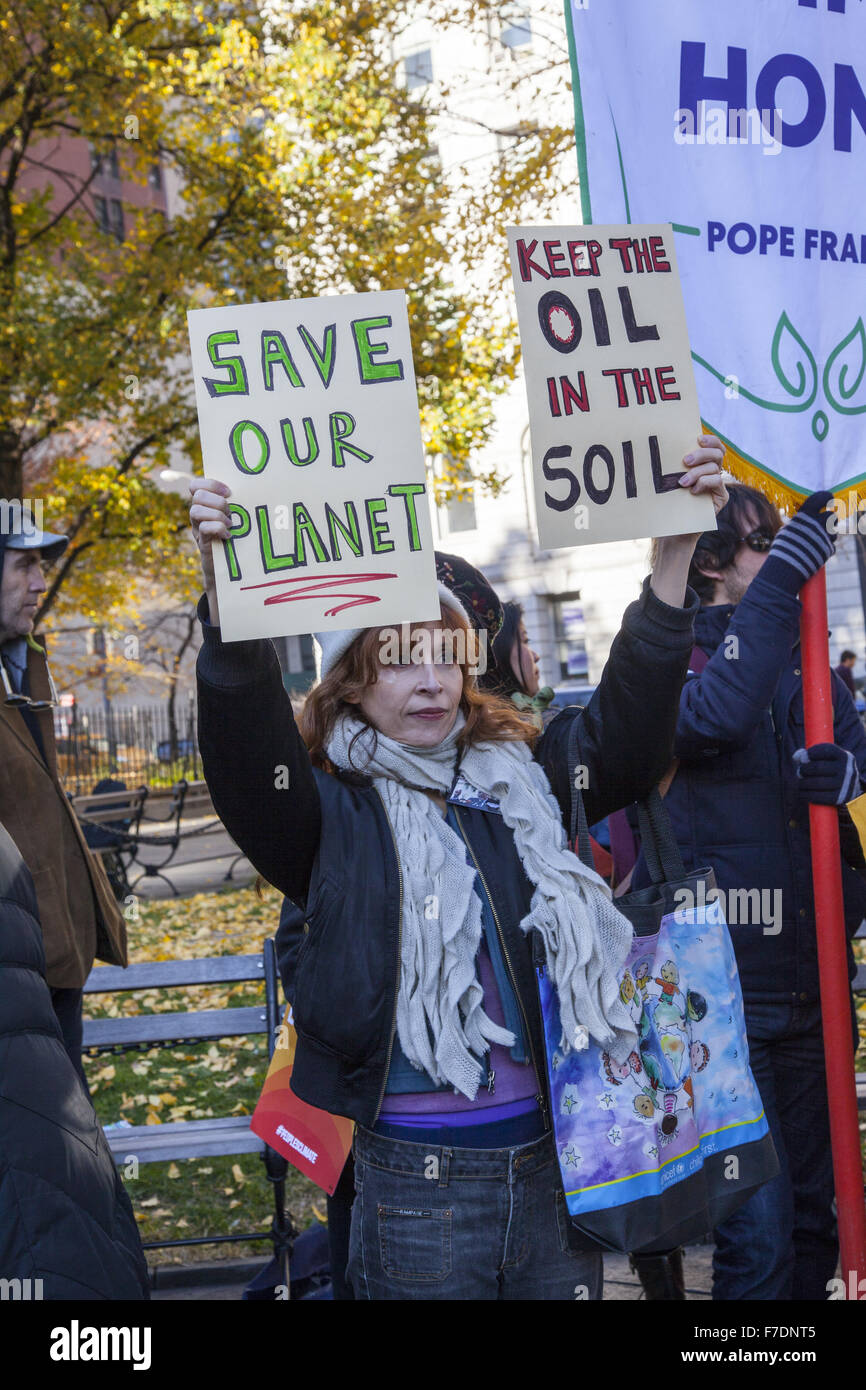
[566,0,866,505]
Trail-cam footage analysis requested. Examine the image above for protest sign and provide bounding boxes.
[507,222,716,547]
[250,1005,353,1195]
[565,0,866,506]
[187,290,439,642]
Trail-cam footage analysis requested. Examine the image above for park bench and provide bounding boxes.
[75,778,247,897]
[82,938,295,1264]
[131,779,248,895]
[72,784,149,900]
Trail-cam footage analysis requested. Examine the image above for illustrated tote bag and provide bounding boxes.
[543,780,779,1254]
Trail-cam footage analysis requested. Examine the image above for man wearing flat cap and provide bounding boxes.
[0,509,127,1081]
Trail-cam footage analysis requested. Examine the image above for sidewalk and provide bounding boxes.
[130,822,256,899]
[149,1247,714,1300]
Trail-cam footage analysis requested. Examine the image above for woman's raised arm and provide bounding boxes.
[191,479,321,905]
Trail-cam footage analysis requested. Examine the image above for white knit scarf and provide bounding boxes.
[325,711,637,1099]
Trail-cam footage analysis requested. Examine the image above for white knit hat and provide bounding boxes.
[315,582,471,679]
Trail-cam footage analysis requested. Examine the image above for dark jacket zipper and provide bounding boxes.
[453,805,551,1132]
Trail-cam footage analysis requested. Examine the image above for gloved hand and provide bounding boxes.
[792,742,862,805]
[761,490,835,596]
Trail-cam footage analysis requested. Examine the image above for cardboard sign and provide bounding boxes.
[187,290,440,641]
[250,1005,353,1195]
[508,223,716,547]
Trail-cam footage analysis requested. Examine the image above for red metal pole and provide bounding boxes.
[799,565,866,1298]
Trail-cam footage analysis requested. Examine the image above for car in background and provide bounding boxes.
[549,683,596,712]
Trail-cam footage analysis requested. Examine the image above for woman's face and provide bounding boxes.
[356,619,464,747]
[510,621,541,696]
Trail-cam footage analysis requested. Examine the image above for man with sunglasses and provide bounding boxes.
[0,516,127,1082]
[633,484,866,1302]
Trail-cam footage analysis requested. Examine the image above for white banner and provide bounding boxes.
[566,0,866,503]
[187,290,439,642]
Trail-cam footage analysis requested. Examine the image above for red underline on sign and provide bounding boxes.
[239,572,398,617]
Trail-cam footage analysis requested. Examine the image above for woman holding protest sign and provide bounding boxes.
[189,435,726,1301]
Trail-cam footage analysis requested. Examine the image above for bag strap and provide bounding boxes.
[635,786,687,885]
[567,712,687,885]
[630,644,705,881]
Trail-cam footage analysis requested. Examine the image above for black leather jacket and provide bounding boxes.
[196,580,698,1126]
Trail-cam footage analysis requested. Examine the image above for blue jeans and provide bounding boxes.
[712,998,852,1301]
[348,1126,602,1300]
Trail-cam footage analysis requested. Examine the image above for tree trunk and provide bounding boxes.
[166,611,197,767]
[0,430,23,501]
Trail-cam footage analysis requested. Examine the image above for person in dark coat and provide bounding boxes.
[834,649,857,698]
[0,818,149,1300]
[633,484,866,1301]
[190,440,728,1300]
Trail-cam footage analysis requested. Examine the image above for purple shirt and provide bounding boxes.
[378,937,539,1123]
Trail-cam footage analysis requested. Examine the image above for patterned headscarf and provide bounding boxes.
[435,551,503,643]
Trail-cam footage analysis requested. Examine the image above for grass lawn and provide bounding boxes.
[83,882,321,1266]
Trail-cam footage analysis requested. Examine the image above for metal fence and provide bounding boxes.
[55,697,200,795]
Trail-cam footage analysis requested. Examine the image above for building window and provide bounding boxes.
[500,6,532,50]
[148,162,163,190]
[404,48,433,90]
[550,594,589,681]
[109,199,125,241]
[94,197,124,241]
[90,144,120,179]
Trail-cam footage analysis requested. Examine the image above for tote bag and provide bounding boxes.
[542,752,779,1254]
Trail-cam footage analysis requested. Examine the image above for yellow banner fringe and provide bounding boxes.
[701,424,866,515]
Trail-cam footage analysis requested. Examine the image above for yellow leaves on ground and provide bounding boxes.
[82,881,320,1257]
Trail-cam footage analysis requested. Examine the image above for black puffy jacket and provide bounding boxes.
[0,822,149,1300]
[196,580,698,1127]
